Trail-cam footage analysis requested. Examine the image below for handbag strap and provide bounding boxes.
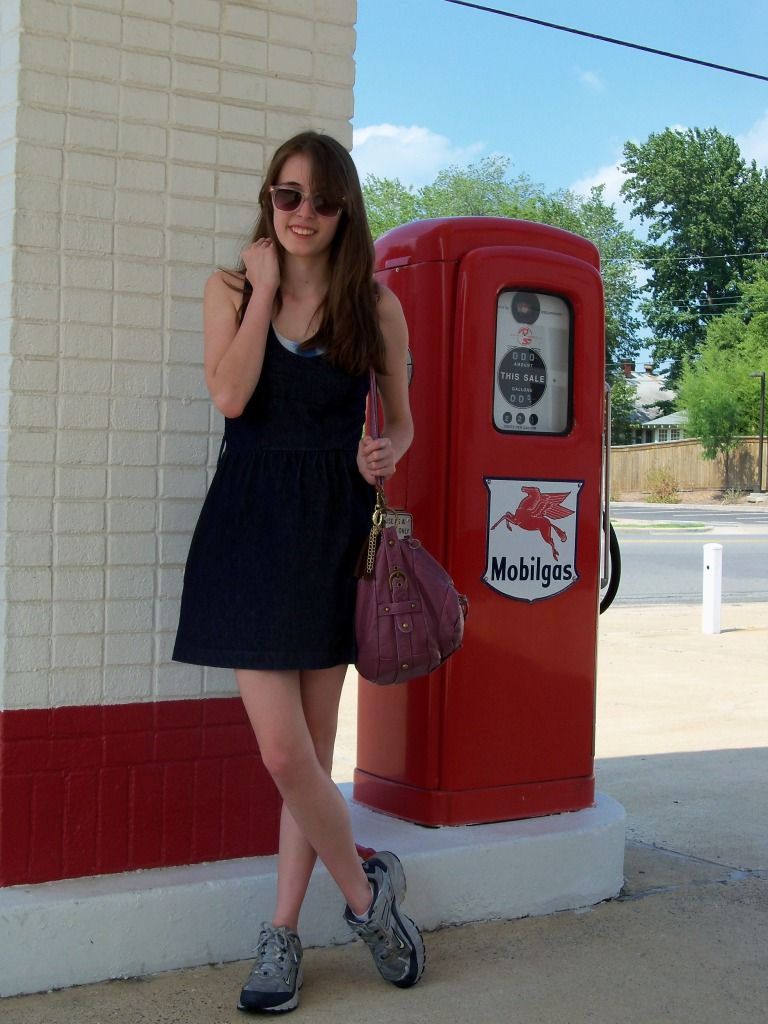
[368,368,385,493]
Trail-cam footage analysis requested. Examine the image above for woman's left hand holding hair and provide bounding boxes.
[241,238,280,294]
[203,244,279,419]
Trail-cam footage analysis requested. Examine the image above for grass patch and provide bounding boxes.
[611,520,708,530]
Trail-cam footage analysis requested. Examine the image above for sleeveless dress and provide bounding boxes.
[172,325,375,670]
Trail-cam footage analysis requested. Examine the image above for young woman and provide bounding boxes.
[173,131,422,1013]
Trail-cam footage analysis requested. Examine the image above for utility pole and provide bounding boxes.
[750,371,765,493]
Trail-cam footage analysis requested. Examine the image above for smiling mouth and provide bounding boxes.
[289,225,316,236]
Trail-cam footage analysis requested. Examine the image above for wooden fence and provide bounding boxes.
[610,437,763,496]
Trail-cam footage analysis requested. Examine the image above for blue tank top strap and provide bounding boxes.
[272,322,324,357]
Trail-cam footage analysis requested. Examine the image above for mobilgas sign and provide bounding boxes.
[483,478,582,602]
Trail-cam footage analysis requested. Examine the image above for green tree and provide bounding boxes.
[362,175,420,241]
[608,373,637,446]
[679,353,744,467]
[419,155,540,218]
[677,265,768,472]
[578,185,643,363]
[621,127,768,379]
[363,157,642,366]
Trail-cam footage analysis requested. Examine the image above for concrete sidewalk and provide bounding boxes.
[3,600,766,1023]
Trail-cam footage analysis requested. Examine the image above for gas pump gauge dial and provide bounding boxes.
[493,290,572,434]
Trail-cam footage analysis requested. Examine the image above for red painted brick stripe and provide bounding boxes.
[0,698,281,886]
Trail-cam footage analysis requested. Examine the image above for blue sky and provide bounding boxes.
[351,0,768,222]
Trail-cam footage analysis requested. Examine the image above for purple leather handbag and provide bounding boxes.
[355,373,468,685]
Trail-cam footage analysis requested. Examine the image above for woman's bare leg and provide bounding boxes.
[272,666,347,930]
[273,804,313,931]
[236,666,372,925]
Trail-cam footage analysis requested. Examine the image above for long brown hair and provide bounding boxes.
[232,131,385,376]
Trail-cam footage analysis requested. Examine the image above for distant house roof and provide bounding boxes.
[620,361,675,424]
[646,412,688,428]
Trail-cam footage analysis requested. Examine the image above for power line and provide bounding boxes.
[666,300,745,308]
[661,309,767,317]
[443,1,768,83]
[602,250,768,265]
[675,296,753,306]
[641,251,768,264]
[639,310,768,321]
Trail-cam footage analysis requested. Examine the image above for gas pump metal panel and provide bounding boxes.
[355,219,605,827]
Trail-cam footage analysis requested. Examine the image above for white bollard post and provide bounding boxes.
[702,543,723,634]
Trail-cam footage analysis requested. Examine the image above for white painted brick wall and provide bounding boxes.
[0,0,18,701]
[0,0,358,710]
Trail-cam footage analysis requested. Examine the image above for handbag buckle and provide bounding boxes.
[388,569,407,591]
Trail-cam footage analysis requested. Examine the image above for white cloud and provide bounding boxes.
[571,156,650,330]
[576,67,604,92]
[570,155,636,225]
[736,109,768,168]
[352,123,486,187]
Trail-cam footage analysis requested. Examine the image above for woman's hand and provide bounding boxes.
[357,435,396,485]
[241,238,280,295]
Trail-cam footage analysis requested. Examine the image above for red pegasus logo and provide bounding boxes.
[491,486,575,561]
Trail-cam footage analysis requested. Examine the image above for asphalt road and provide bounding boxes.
[611,505,768,529]
[609,504,768,605]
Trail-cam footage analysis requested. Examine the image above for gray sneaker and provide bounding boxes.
[344,851,425,988]
[238,924,303,1014]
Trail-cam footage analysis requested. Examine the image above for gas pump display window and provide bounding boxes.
[493,290,572,434]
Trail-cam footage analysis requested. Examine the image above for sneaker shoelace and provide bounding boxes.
[253,927,291,978]
[364,921,404,962]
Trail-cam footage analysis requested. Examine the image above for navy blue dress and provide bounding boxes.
[173,326,375,670]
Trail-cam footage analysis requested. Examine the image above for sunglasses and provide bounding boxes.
[269,186,345,218]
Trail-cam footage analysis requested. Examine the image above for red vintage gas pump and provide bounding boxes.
[354,217,605,826]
